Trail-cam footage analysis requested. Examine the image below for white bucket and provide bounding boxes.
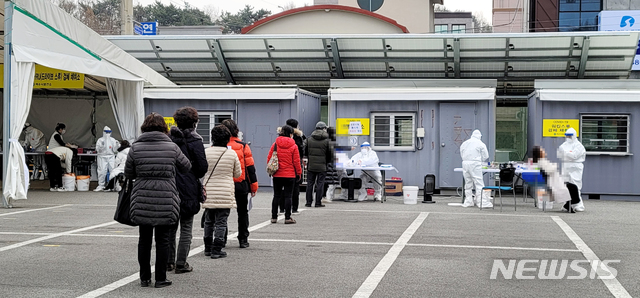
[76,178,90,191]
[537,189,553,210]
[403,186,419,205]
[62,175,76,191]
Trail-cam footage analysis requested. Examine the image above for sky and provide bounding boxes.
[134,0,493,24]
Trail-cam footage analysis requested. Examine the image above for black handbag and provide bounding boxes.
[114,178,136,226]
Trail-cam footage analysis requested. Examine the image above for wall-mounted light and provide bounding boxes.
[268,45,275,51]
[165,66,172,71]
[275,66,282,72]
[326,44,332,50]
[508,44,515,50]
[385,44,393,51]
[155,45,162,51]
[447,66,454,72]
[446,44,453,51]
[573,42,580,48]
[569,65,576,71]
[388,66,395,72]
[507,66,514,72]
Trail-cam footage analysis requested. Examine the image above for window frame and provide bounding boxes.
[435,24,448,34]
[370,112,416,152]
[451,24,466,33]
[197,111,234,147]
[579,114,631,156]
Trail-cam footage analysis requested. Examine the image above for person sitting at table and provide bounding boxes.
[349,142,382,201]
[532,146,579,213]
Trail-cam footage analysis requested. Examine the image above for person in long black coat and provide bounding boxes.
[125,113,191,288]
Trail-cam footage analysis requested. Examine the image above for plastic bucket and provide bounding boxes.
[403,186,419,205]
[62,175,76,191]
[76,175,90,191]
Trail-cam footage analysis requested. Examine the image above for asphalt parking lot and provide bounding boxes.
[0,189,638,298]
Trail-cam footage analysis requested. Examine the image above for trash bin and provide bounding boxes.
[76,175,90,191]
[403,186,419,204]
[62,174,76,191]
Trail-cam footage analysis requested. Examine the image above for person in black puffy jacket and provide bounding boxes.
[167,107,209,274]
[125,113,191,288]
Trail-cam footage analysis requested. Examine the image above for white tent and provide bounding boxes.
[2,0,174,207]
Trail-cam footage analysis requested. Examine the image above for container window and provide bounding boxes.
[370,113,415,151]
[580,114,629,154]
[197,112,233,147]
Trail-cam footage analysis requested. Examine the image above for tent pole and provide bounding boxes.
[3,1,13,208]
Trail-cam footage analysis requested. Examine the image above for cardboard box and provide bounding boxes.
[385,179,403,196]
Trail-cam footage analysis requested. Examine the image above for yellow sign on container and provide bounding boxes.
[336,118,370,135]
[543,119,579,137]
[0,64,84,89]
[164,117,176,129]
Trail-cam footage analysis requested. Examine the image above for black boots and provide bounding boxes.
[211,239,227,259]
[203,237,213,257]
[239,239,250,248]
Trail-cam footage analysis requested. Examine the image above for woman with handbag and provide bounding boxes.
[125,113,191,288]
[202,125,242,259]
[267,125,302,224]
[167,107,209,273]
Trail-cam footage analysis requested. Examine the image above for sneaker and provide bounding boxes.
[175,263,193,274]
[57,187,67,192]
[167,263,175,271]
[271,218,277,223]
[211,250,227,259]
[39,175,45,181]
[50,188,58,192]
[304,204,312,207]
[285,218,297,224]
[94,186,105,192]
[239,240,250,248]
[315,204,326,208]
[292,210,300,214]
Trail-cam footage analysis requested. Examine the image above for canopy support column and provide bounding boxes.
[3,2,13,208]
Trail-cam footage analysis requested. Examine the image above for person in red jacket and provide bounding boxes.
[221,119,258,248]
[267,125,301,224]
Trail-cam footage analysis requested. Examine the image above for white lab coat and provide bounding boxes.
[95,129,120,188]
[350,148,382,201]
[460,130,491,208]
[557,127,586,210]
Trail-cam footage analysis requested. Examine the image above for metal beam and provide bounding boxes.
[330,39,344,79]
[566,36,576,78]
[504,38,511,78]
[209,40,235,84]
[149,40,170,78]
[2,2,12,208]
[454,39,461,79]
[578,37,590,79]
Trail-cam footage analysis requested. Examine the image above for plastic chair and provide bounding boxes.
[482,167,516,211]
[521,172,546,207]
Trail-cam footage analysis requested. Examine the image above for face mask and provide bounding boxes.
[238,131,243,141]
[361,148,368,154]
[61,129,66,135]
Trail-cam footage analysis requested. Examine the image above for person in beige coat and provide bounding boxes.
[202,125,242,259]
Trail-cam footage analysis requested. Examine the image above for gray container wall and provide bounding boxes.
[296,91,322,137]
[144,98,237,117]
[332,100,494,189]
[528,97,640,196]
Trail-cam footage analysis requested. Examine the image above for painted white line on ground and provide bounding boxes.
[0,204,72,217]
[0,221,118,252]
[353,212,429,298]
[0,232,51,236]
[77,215,287,298]
[552,216,631,298]
[320,208,552,218]
[69,234,139,238]
[405,243,580,253]
[252,238,394,246]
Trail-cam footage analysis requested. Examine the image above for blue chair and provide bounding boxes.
[521,172,546,207]
[482,167,516,211]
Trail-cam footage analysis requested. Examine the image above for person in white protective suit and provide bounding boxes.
[557,127,586,212]
[349,142,382,201]
[94,126,120,191]
[22,123,48,180]
[460,130,492,208]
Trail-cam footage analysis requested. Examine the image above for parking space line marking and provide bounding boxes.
[552,216,631,298]
[0,204,72,217]
[353,212,429,298]
[0,232,51,236]
[77,215,287,298]
[406,243,580,252]
[323,209,552,218]
[252,238,395,246]
[0,221,118,252]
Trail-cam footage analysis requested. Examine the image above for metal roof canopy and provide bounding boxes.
[105,32,640,95]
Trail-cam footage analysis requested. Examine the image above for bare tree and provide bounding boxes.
[203,4,221,23]
[279,1,297,11]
